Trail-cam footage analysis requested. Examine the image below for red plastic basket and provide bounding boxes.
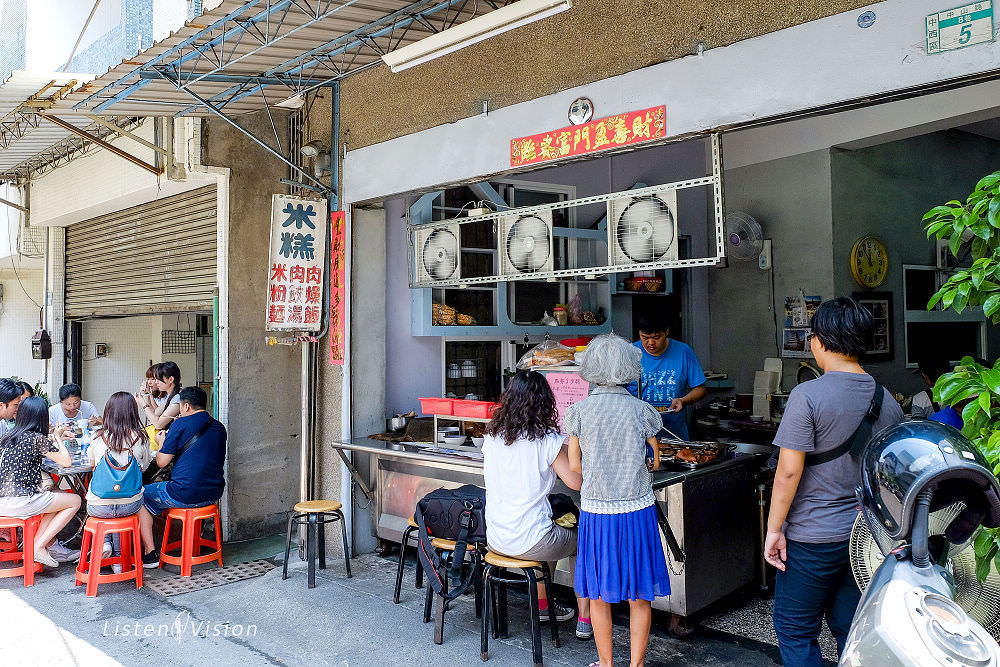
[559,337,593,348]
[451,400,498,419]
[419,397,455,415]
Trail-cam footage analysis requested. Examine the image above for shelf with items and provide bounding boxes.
[611,269,673,296]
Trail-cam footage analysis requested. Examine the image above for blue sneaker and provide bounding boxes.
[576,618,593,639]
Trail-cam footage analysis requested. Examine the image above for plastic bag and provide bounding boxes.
[516,339,577,369]
[567,294,583,325]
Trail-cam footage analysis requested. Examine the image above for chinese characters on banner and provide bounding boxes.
[329,211,346,365]
[511,105,666,168]
[544,372,591,434]
[266,195,328,332]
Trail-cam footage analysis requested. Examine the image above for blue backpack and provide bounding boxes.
[90,450,142,499]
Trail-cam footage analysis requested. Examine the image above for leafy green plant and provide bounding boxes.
[923,170,1000,580]
[7,375,49,405]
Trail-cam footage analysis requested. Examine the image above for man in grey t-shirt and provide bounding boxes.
[764,298,904,667]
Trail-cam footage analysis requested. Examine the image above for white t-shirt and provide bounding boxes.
[85,433,153,505]
[911,389,938,418]
[154,394,181,408]
[482,430,565,557]
[49,401,99,425]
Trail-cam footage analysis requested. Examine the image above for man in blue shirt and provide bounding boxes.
[626,311,706,440]
[138,386,227,567]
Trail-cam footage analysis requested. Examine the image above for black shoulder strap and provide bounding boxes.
[805,382,884,467]
[173,416,214,461]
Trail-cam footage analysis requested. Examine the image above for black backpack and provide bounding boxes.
[415,485,486,602]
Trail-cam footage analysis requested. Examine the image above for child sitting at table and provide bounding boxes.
[87,392,153,561]
[565,333,670,667]
[0,396,81,567]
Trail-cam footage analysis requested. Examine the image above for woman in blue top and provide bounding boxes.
[566,333,670,667]
[626,311,706,440]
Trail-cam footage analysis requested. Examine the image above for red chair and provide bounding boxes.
[0,516,44,586]
[75,515,143,597]
[159,504,223,577]
[0,526,17,551]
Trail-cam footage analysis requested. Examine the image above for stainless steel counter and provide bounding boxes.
[331,439,763,617]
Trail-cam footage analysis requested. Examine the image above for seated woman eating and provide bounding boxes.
[87,392,154,563]
[482,370,592,639]
[0,396,81,567]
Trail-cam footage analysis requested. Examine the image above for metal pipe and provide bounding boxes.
[38,115,163,175]
[300,342,313,505]
[212,293,219,418]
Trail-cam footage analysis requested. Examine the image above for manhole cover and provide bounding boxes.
[145,559,276,597]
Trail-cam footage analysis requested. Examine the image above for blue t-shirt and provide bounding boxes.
[929,406,963,430]
[626,339,706,440]
[160,411,227,505]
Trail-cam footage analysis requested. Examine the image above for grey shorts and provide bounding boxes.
[513,524,577,563]
[0,491,57,518]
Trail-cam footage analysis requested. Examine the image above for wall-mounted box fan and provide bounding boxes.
[414,224,461,283]
[500,211,554,276]
[607,190,678,267]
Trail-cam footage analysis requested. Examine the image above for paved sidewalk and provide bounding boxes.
[0,543,782,666]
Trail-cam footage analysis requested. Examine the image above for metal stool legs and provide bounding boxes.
[481,563,560,667]
[282,509,352,588]
[393,524,424,604]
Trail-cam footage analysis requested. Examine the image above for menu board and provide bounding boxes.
[544,372,591,434]
[266,195,328,331]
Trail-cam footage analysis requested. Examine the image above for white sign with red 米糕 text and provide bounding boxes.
[266,195,328,332]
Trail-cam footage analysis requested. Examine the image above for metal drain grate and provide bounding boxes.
[145,559,276,597]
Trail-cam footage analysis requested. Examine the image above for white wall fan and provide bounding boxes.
[725,211,772,269]
[414,224,461,284]
[607,189,678,267]
[500,211,554,276]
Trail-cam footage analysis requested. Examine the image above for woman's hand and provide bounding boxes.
[764,530,787,571]
[52,424,68,443]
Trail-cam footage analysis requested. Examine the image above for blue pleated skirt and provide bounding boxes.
[574,504,671,603]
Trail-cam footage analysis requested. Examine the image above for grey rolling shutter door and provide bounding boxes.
[65,185,217,317]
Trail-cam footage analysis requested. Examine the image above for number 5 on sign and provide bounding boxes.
[926,1,994,54]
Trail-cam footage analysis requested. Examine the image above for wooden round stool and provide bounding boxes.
[282,499,351,589]
[481,551,560,667]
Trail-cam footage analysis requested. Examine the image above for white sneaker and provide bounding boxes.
[48,540,81,564]
[112,563,122,575]
[102,540,113,558]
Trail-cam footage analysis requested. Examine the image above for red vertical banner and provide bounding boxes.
[329,211,346,365]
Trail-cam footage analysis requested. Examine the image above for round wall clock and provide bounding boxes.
[850,235,889,288]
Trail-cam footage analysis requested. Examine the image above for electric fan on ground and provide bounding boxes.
[414,225,461,283]
[725,211,764,261]
[500,211,554,276]
[850,505,1000,640]
[607,189,678,266]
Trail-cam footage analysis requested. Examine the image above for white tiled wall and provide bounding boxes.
[0,270,47,386]
[79,312,205,412]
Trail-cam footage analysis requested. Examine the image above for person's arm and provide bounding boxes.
[154,429,174,467]
[44,431,73,467]
[669,384,707,414]
[567,436,582,474]
[764,448,806,571]
[646,436,661,471]
[551,444,582,490]
[145,401,180,430]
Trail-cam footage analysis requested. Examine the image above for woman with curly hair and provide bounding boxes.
[482,370,591,637]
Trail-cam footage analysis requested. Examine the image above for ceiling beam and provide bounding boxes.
[38,115,163,175]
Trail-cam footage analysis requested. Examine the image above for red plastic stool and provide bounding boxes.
[160,504,223,577]
[0,526,17,551]
[75,515,143,597]
[0,515,44,586]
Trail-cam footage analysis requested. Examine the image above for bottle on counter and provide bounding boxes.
[553,306,568,326]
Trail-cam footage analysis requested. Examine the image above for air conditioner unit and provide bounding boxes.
[500,211,554,276]
[414,224,462,284]
[607,190,678,267]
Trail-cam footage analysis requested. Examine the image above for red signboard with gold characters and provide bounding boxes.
[510,105,666,168]
[329,211,346,366]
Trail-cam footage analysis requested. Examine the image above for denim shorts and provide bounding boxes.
[142,482,215,516]
[88,498,144,518]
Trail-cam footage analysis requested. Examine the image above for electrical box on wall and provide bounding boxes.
[95,343,108,358]
[31,330,51,360]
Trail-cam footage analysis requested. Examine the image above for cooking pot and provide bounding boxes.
[387,415,411,432]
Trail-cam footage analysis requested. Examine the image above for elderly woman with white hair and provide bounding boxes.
[565,333,671,667]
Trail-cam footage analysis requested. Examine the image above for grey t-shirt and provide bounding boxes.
[774,371,903,543]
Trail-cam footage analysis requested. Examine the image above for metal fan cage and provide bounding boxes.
[850,506,1000,639]
[724,212,763,261]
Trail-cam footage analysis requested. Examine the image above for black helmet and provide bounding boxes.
[859,419,1000,544]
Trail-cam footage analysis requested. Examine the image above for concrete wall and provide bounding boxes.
[203,112,319,541]
[0,269,46,385]
[713,150,835,392]
[831,130,1000,396]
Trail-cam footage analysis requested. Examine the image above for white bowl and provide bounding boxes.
[442,435,467,446]
[471,437,485,447]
